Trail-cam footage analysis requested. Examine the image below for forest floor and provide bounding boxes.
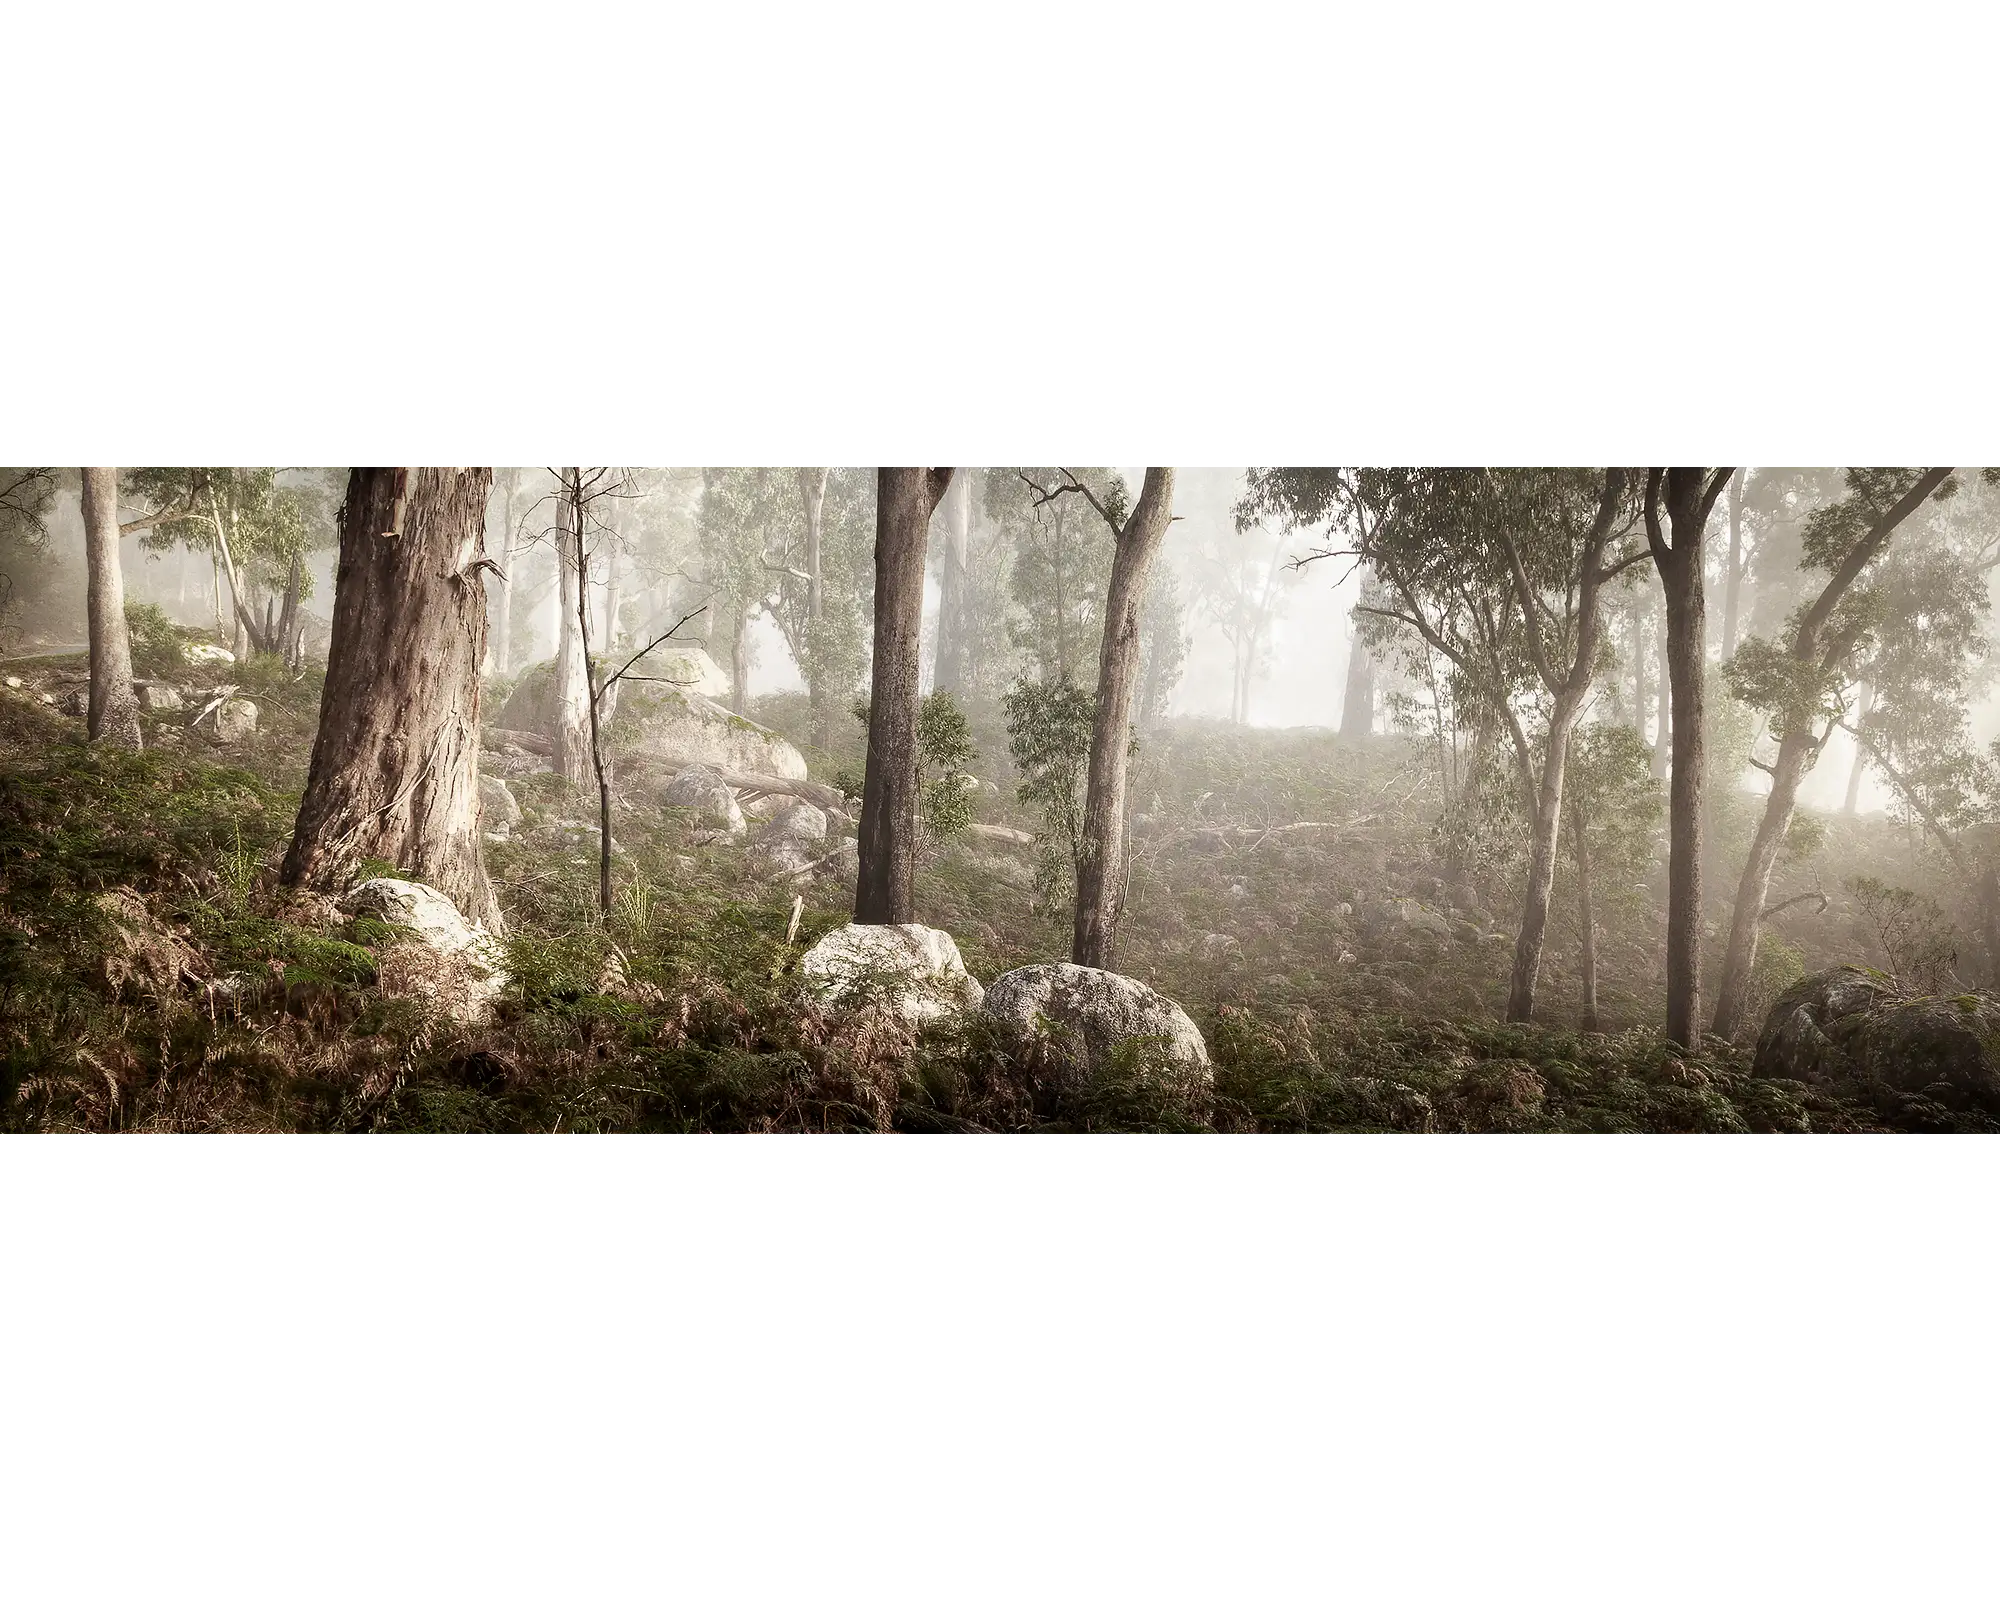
[0,625,1944,1132]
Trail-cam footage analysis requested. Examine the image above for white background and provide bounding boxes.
[6,3,2000,1596]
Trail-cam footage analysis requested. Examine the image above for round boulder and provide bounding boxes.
[982,962,1210,1088]
[660,766,746,835]
[479,774,522,833]
[800,923,983,1025]
[342,878,506,1021]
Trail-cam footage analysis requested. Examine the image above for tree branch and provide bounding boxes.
[595,606,710,704]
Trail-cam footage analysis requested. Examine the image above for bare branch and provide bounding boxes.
[595,606,710,704]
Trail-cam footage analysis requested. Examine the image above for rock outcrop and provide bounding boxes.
[479,774,521,835]
[747,799,829,877]
[800,923,983,1024]
[660,766,746,835]
[495,661,805,781]
[342,878,506,1021]
[1755,965,2000,1122]
[982,963,1210,1088]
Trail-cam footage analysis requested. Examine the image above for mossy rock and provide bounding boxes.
[1755,964,2000,1125]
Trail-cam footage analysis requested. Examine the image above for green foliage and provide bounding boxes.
[988,470,1119,684]
[0,467,58,642]
[1003,677,1096,920]
[122,601,207,678]
[917,691,976,847]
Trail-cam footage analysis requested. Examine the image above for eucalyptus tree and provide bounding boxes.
[1195,510,1293,724]
[696,467,785,714]
[1561,724,1661,1032]
[855,468,955,925]
[125,467,323,662]
[932,467,973,693]
[1709,469,1960,1037]
[1019,469,1177,968]
[1480,469,1644,1021]
[550,469,594,782]
[79,469,142,750]
[283,469,502,928]
[1239,467,1645,1023]
[0,468,55,644]
[1643,467,1735,1050]
[759,468,873,747]
[987,468,1117,685]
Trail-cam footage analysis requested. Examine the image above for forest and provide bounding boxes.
[4,464,1999,1133]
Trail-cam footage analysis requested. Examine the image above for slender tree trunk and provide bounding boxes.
[1073,469,1176,969]
[799,467,828,624]
[1843,681,1874,815]
[1723,470,1744,663]
[1500,469,1628,1024]
[552,471,593,784]
[276,548,303,665]
[855,468,953,925]
[934,467,971,694]
[1711,728,1813,1038]
[601,518,620,648]
[81,468,142,751]
[730,604,751,715]
[1650,609,1671,780]
[1648,468,1730,1051]
[1340,576,1375,736]
[1631,601,1647,733]
[572,489,614,915]
[1573,805,1601,1033]
[1507,705,1581,1021]
[281,468,500,929]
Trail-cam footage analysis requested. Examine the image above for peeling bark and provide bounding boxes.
[281,468,500,929]
[855,468,953,924]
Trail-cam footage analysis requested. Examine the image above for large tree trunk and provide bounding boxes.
[552,470,593,784]
[281,468,499,929]
[1647,468,1731,1051]
[81,468,142,751]
[1573,805,1601,1033]
[1073,469,1176,969]
[933,467,971,695]
[855,468,953,925]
